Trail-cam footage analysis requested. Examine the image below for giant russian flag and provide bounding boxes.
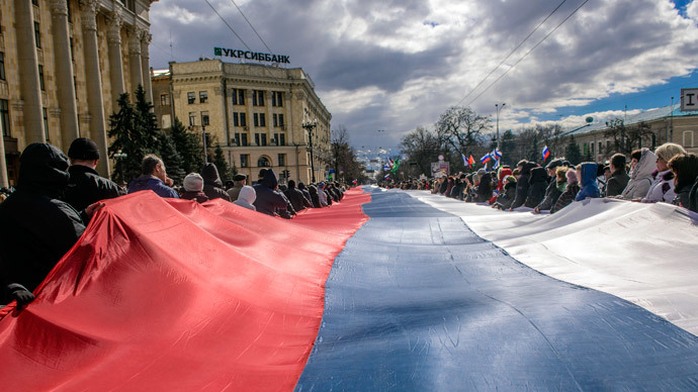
[2,187,698,391]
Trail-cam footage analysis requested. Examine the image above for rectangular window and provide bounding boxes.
[233,132,248,146]
[232,89,245,105]
[590,142,594,155]
[1,99,10,137]
[32,0,39,6]
[271,91,283,107]
[199,91,208,103]
[70,37,74,62]
[34,22,41,48]
[43,107,49,141]
[253,113,266,127]
[187,92,195,104]
[233,112,247,127]
[1,52,7,81]
[38,65,45,91]
[188,112,196,126]
[254,133,268,146]
[274,133,286,146]
[160,94,170,106]
[278,153,286,166]
[252,90,265,107]
[201,111,210,126]
[273,113,285,128]
[684,131,695,148]
[240,154,249,167]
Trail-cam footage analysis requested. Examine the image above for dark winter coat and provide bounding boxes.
[525,167,548,208]
[605,169,629,197]
[476,172,493,202]
[551,183,580,214]
[535,174,562,211]
[494,181,517,210]
[284,181,311,212]
[64,164,125,212]
[510,162,537,209]
[252,170,288,216]
[180,190,209,203]
[575,162,601,201]
[201,163,231,202]
[0,143,86,303]
[689,180,698,213]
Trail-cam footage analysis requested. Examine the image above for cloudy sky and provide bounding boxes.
[149,0,698,149]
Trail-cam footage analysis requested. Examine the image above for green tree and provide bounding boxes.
[158,131,185,183]
[133,85,160,153]
[108,93,143,184]
[213,143,233,183]
[565,135,583,165]
[169,117,204,175]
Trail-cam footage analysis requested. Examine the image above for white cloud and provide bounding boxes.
[149,0,698,148]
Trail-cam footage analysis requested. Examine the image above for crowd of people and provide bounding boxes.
[0,139,348,308]
[392,143,698,215]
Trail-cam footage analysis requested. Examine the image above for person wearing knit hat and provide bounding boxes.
[64,137,125,212]
[227,174,247,201]
[180,173,208,203]
[551,168,581,214]
[641,143,687,203]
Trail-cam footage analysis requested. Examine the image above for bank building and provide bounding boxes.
[152,58,331,185]
[0,0,157,187]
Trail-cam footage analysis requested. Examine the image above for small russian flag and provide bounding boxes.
[480,153,492,165]
[541,145,550,161]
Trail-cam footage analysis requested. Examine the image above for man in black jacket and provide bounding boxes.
[284,180,312,212]
[64,137,125,212]
[253,169,290,217]
[0,143,102,306]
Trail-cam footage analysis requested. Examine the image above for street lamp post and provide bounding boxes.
[302,119,318,183]
[202,125,208,164]
[495,103,505,150]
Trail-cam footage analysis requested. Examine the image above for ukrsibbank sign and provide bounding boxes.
[214,47,290,64]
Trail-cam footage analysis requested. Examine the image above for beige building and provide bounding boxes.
[153,59,332,185]
[0,0,157,187]
[563,105,698,162]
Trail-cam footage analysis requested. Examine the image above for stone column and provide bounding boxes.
[50,0,79,149]
[0,122,8,188]
[16,0,46,143]
[140,32,153,104]
[80,0,110,176]
[107,11,126,107]
[129,28,144,94]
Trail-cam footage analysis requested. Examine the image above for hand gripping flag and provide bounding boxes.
[542,145,551,161]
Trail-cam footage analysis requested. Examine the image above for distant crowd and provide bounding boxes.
[387,143,698,215]
[0,139,348,308]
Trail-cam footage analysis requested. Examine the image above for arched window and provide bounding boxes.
[257,156,271,167]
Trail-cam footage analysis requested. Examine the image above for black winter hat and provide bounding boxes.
[68,138,100,160]
[545,158,564,170]
[233,174,247,181]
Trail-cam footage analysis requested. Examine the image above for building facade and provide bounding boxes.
[153,59,332,185]
[0,0,157,187]
[564,105,698,162]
